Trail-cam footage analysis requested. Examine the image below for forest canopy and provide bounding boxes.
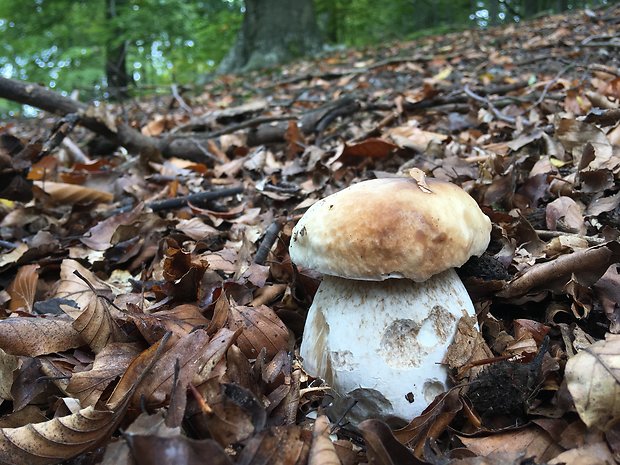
[0,0,617,106]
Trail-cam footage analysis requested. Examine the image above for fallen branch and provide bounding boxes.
[147,185,244,212]
[0,77,215,164]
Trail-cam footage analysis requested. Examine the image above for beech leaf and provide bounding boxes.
[67,342,143,407]
[33,181,113,205]
[7,264,39,313]
[227,304,290,359]
[565,334,620,431]
[0,316,83,357]
[0,405,121,465]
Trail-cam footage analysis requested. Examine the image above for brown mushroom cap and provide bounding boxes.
[289,177,491,282]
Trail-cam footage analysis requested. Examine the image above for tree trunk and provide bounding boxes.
[218,0,322,74]
[105,0,131,100]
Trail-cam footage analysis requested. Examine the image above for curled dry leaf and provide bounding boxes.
[7,264,39,313]
[72,293,127,354]
[308,416,341,465]
[80,203,144,250]
[565,334,620,431]
[227,304,290,359]
[67,342,143,407]
[128,329,211,408]
[545,196,586,235]
[33,180,113,205]
[458,425,563,463]
[358,419,421,465]
[103,411,233,465]
[393,388,463,458]
[443,315,493,382]
[0,404,121,465]
[54,260,126,352]
[129,304,211,345]
[55,259,115,320]
[235,425,311,465]
[498,242,620,299]
[0,316,83,357]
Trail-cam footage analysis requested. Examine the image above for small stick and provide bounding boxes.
[254,219,284,265]
[147,185,243,212]
[534,229,606,245]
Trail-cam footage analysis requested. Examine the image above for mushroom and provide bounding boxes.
[289,175,491,423]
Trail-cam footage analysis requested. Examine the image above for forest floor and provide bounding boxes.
[1,4,620,465]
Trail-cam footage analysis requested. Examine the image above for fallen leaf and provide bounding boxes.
[33,181,113,204]
[227,304,290,359]
[565,334,620,431]
[67,342,143,407]
[0,404,123,465]
[235,425,311,465]
[458,425,562,462]
[308,416,340,465]
[0,316,83,356]
[7,264,39,313]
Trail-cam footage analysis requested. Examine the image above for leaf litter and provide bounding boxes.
[1,5,620,465]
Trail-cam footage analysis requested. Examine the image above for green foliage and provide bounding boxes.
[0,0,619,111]
[0,0,242,100]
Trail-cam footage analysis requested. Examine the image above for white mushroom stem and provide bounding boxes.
[300,268,475,423]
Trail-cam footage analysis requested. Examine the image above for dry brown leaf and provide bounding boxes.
[67,342,143,407]
[129,304,210,345]
[175,217,219,241]
[548,441,616,465]
[341,138,398,159]
[393,388,462,457]
[0,404,122,465]
[0,316,83,356]
[235,425,311,465]
[358,419,421,465]
[80,204,144,250]
[129,330,211,408]
[458,425,562,462]
[443,315,494,381]
[106,328,235,410]
[407,168,432,193]
[55,259,115,319]
[498,242,620,299]
[101,411,233,465]
[545,196,586,234]
[227,304,290,359]
[308,416,341,465]
[388,126,447,152]
[0,348,18,402]
[0,243,28,271]
[565,334,620,431]
[7,264,39,313]
[33,180,113,204]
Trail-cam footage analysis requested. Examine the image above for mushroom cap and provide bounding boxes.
[289,177,491,282]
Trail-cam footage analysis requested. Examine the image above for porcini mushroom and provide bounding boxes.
[290,175,491,423]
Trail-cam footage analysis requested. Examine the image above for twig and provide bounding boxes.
[170,84,193,115]
[254,219,284,265]
[186,137,223,164]
[147,185,243,212]
[463,85,520,124]
[0,240,18,250]
[522,63,575,114]
[534,229,606,245]
[204,115,298,138]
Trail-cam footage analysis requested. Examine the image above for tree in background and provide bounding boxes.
[1,0,618,107]
[218,0,322,73]
[0,0,242,99]
[105,0,131,100]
